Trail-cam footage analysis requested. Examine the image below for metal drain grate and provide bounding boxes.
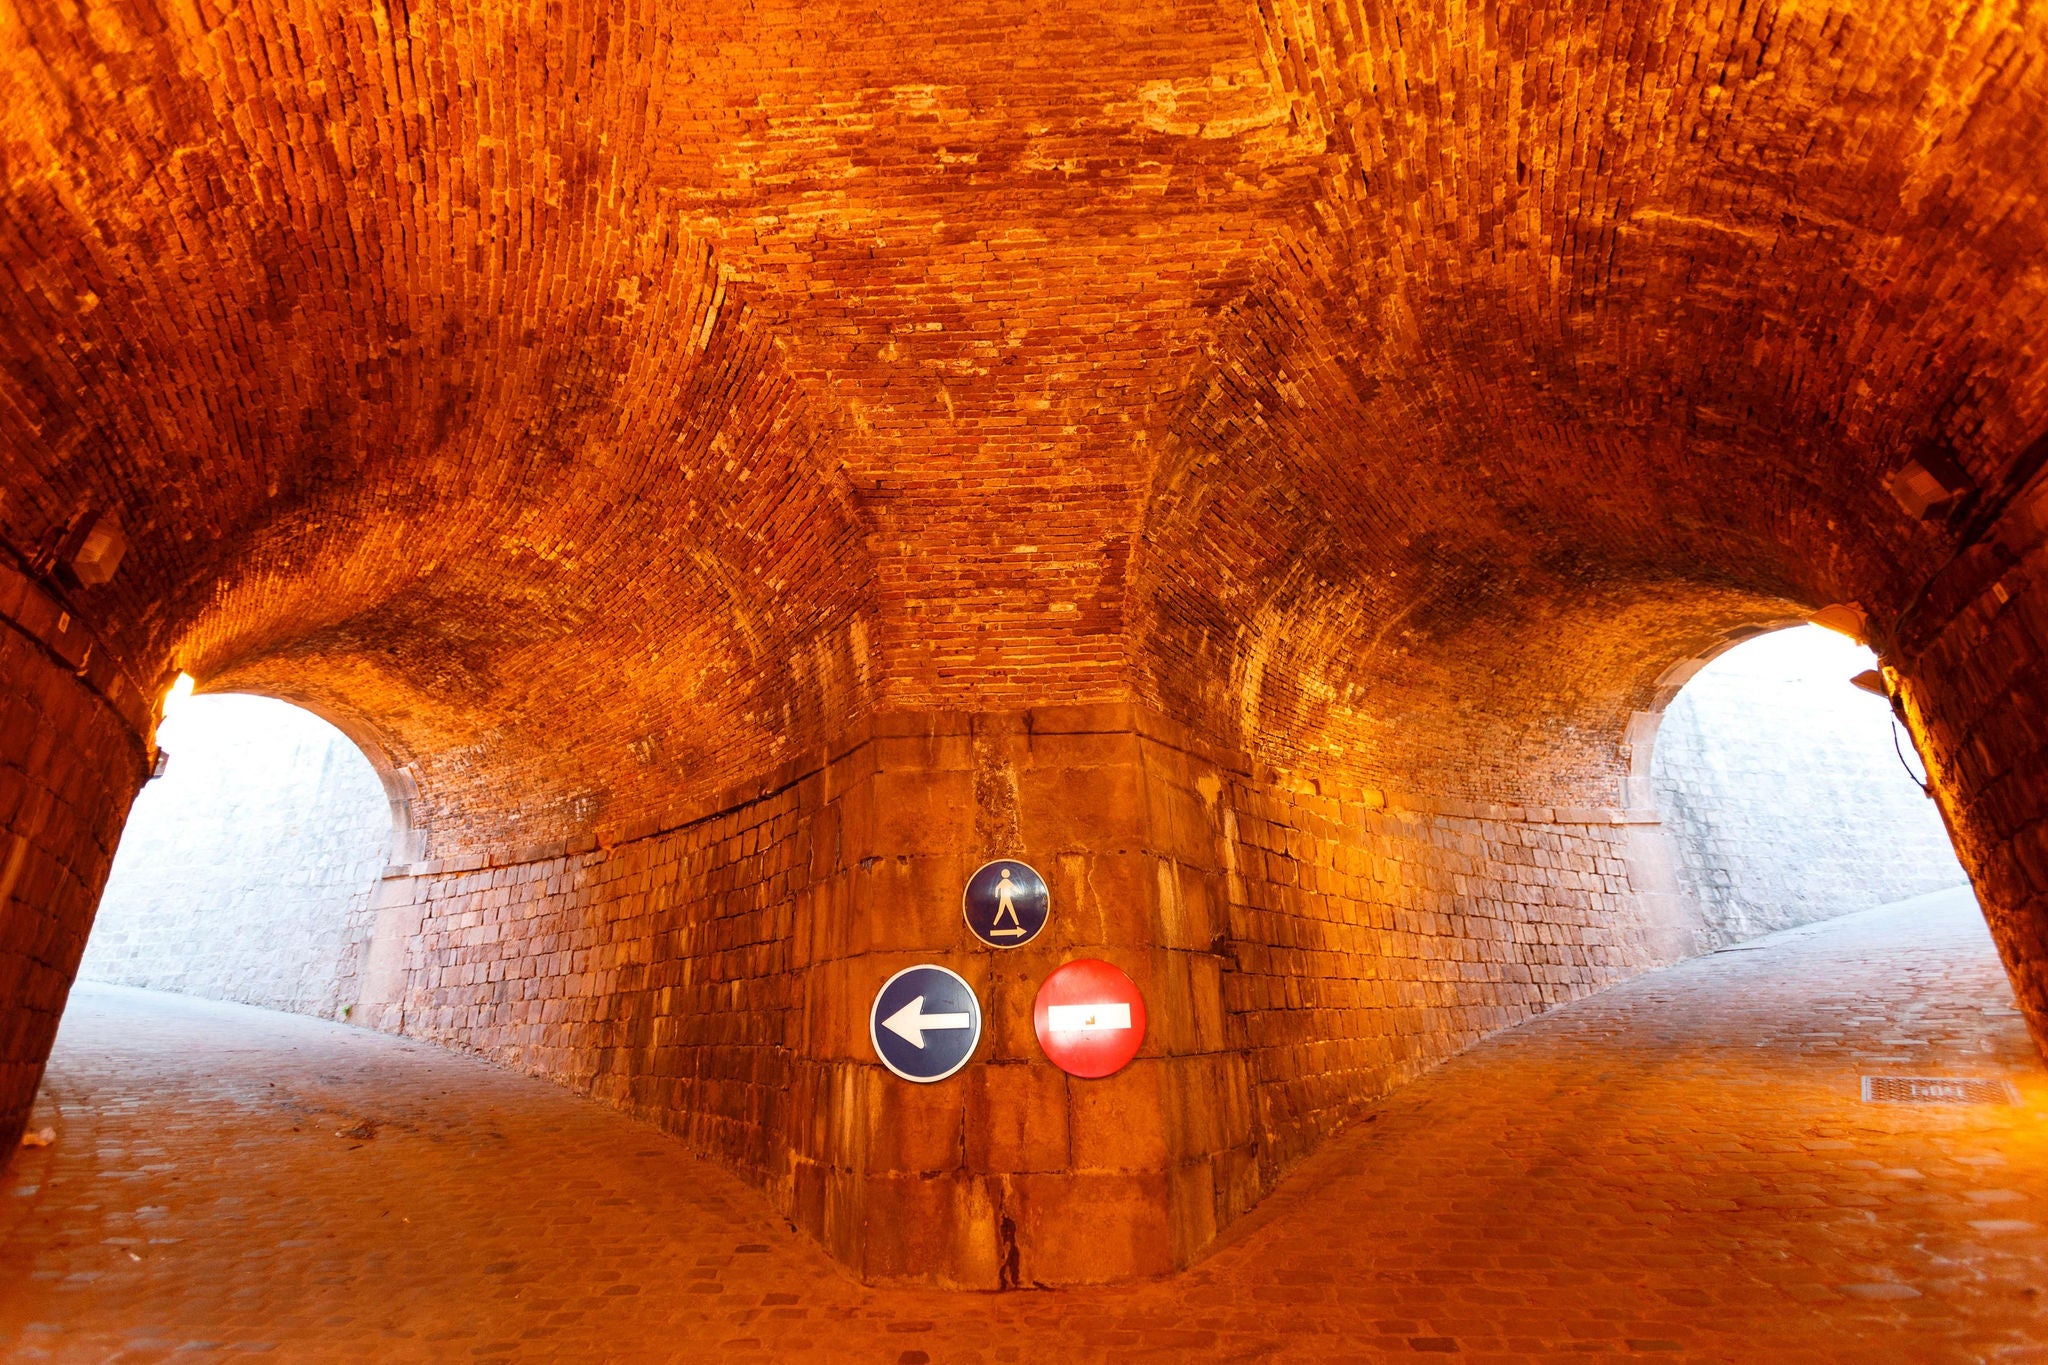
[1862,1076,2018,1105]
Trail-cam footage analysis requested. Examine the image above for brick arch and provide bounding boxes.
[1616,618,1818,815]
[0,0,885,848]
[40,219,885,849]
[1124,257,1838,808]
[1124,0,2048,804]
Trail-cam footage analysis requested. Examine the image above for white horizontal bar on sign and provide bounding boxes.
[1046,1002,1131,1032]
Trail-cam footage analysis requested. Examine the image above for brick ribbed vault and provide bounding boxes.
[1134,0,2048,798]
[3,0,2047,1287]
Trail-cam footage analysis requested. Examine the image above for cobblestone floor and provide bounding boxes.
[3,887,2044,1363]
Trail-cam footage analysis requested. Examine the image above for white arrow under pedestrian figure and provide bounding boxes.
[881,995,973,1049]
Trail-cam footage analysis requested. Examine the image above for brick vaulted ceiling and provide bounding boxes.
[1,0,2044,845]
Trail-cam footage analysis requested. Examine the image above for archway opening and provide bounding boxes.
[78,694,396,1020]
[1647,624,1969,951]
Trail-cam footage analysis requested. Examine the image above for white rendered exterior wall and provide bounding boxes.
[78,696,389,1019]
[1651,627,1967,949]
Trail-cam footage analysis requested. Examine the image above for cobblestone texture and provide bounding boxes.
[1651,627,1967,948]
[78,697,389,1020]
[4,0,2048,1294]
[1894,504,2048,1056]
[3,888,2043,1363]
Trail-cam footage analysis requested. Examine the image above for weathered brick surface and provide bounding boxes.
[2,0,2047,1292]
[3,0,2042,836]
[0,566,148,1153]
[1223,786,1659,1170]
[393,790,803,1186]
[1893,478,2048,1058]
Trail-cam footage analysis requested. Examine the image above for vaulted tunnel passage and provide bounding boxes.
[2,0,2046,1348]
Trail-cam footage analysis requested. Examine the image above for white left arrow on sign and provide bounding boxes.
[881,995,972,1049]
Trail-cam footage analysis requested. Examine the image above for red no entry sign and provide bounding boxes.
[1032,958,1147,1079]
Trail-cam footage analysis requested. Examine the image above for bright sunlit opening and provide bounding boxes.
[162,672,196,716]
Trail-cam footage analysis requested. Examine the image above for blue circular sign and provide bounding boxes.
[869,964,983,1083]
[962,858,1050,948]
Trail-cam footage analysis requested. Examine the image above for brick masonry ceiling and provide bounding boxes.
[2,0,2044,833]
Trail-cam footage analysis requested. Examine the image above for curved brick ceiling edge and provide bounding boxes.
[1130,0,2048,796]
[1,0,2044,838]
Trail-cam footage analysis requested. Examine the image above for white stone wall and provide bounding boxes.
[78,695,391,1019]
[1651,626,1968,949]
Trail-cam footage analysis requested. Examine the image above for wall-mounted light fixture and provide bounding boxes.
[1886,442,1974,520]
[69,513,126,585]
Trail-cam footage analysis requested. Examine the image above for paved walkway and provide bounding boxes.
[3,887,2044,1363]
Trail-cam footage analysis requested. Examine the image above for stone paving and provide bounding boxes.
[3,886,2044,1363]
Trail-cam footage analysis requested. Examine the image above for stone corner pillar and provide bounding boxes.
[349,869,427,1034]
[780,702,1255,1287]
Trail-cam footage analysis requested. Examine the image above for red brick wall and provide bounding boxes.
[386,794,804,1183]
[0,562,150,1152]
[1222,781,1683,1186]
[1893,482,2048,1059]
[1,0,2042,1291]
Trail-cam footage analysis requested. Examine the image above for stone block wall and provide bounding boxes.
[375,791,803,1187]
[346,702,1706,1284]
[0,562,150,1152]
[1651,627,1967,948]
[365,705,1255,1287]
[77,696,391,1018]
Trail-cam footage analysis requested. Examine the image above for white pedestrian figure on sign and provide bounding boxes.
[989,866,1026,938]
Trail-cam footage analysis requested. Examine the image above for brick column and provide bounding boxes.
[1892,489,2048,1060]
[0,564,151,1157]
